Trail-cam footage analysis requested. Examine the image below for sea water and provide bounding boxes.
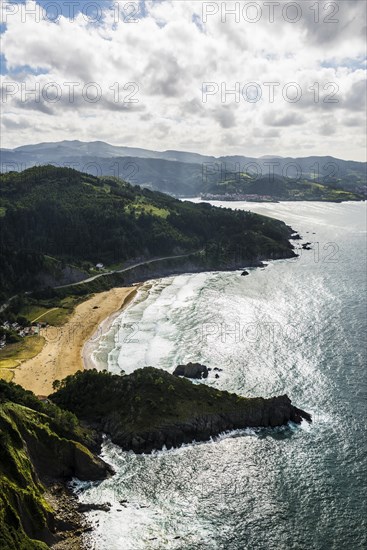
[76,201,367,550]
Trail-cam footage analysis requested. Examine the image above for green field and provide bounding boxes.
[126,200,170,219]
[19,295,87,326]
[0,335,45,379]
[0,293,89,381]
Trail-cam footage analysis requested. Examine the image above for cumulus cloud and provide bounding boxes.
[263,112,306,127]
[213,105,236,129]
[0,0,366,160]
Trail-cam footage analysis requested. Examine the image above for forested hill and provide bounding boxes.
[0,166,295,300]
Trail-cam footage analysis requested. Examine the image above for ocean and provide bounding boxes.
[75,201,367,550]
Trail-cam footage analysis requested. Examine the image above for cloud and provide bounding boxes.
[1,114,32,129]
[263,112,306,127]
[213,106,236,129]
[318,120,337,136]
[253,128,280,138]
[0,0,365,161]
[342,79,367,112]
[342,116,363,127]
[144,51,183,97]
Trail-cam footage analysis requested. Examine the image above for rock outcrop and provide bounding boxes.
[113,394,311,454]
[0,380,113,550]
[173,362,208,379]
[52,368,312,455]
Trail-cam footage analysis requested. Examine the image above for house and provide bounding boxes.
[96,263,104,270]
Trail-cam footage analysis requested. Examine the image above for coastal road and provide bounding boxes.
[0,292,32,314]
[0,251,201,312]
[53,251,202,290]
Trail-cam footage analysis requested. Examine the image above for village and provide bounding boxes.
[201,193,276,202]
[0,319,42,349]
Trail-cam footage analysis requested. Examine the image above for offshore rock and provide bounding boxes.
[173,362,208,379]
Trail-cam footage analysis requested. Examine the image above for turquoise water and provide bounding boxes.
[77,201,367,549]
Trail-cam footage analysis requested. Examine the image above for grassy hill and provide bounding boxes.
[0,165,296,301]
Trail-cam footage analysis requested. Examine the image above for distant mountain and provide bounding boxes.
[202,172,363,202]
[2,140,215,164]
[1,140,366,197]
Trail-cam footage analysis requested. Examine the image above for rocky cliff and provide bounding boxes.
[51,367,311,454]
[0,367,312,547]
[0,381,112,550]
[110,394,310,453]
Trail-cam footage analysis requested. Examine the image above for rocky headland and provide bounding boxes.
[0,366,311,548]
[51,367,311,454]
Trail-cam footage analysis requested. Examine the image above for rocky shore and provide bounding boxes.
[51,367,312,455]
[0,380,112,550]
[115,394,311,454]
[0,365,311,548]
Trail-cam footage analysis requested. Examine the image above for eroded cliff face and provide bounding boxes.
[0,397,112,550]
[0,368,312,547]
[105,394,311,453]
[51,368,312,455]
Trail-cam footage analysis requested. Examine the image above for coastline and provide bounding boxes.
[82,284,142,371]
[10,253,292,398]
[13,286,139,397]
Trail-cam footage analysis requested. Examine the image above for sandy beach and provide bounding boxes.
[14,286,138,397]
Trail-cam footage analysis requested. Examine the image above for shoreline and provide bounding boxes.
[82,284,142,371]
[11,251,296,398]
[13,286,139,397]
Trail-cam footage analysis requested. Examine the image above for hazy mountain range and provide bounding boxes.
[1,140,366,198]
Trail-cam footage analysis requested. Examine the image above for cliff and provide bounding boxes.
[51,367,311,454]
[0,367,312,547]
[0,381,112,549]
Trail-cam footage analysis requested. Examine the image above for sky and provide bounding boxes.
[0,0,366,160]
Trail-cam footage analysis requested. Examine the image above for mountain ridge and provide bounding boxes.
[1,141,365,197]
[3,139,366,165]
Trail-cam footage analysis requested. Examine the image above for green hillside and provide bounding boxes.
[0,166,296,300]
[51,367,311,454]
[0,379,111,549]
[204,173,363,201]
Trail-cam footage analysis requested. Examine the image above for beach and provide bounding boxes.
[76,202,367,550]
[13,286,138,397]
